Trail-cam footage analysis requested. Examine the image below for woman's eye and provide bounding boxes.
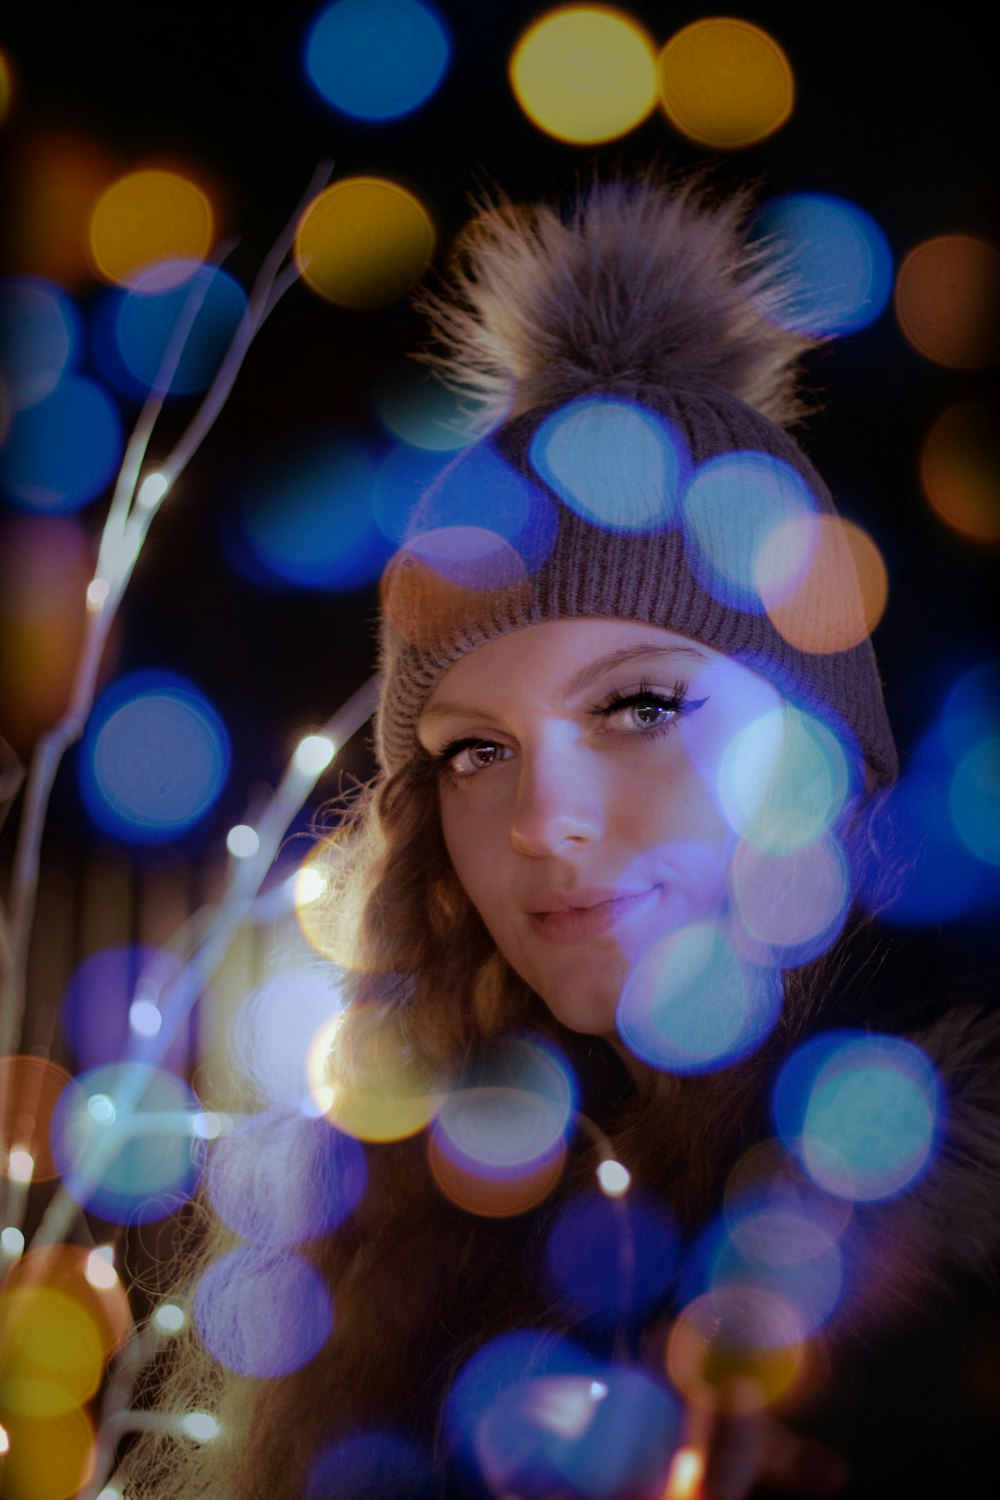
[445,740,513,776]
[603,695,679,733]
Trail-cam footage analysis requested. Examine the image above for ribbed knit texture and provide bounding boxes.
[376,385,897,784]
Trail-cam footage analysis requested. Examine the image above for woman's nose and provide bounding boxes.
[509,747,603,857]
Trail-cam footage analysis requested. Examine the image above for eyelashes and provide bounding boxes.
[434,678,708,780]
[594,677,703,733]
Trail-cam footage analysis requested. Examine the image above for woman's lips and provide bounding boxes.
[526,888,660,944]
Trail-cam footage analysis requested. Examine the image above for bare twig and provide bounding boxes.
[0,163,334,1070]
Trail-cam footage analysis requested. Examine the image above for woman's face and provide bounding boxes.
[417,618,783,1039]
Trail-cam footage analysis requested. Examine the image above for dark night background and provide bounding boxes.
[1,8,999,1496]
[0,1,996,875]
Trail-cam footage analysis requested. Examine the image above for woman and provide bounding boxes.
[126,175,1000,1500]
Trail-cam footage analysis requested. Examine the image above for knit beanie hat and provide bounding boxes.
[375,177,897,785]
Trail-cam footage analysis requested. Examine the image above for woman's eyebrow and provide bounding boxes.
[418,645,709,727]
[562,644,709,696]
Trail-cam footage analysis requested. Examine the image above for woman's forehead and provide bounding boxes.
[420,618,730,719]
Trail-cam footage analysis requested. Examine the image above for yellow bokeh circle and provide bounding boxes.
[89,168,214,287]
[0,1286,105,1414]
[307,1014,442,1143]
[0,1407,95,1500]
[658,18,793,149]
[295,177,436,310]
[509,5,658,145]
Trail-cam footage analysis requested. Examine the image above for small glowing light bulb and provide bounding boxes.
[596,1158,631,1196]
[87,577,111,611]
[293,734,336,776]
[192,1111,224,1140]
[665,1445,705,1500]
[589,1379,609,1401]
[6,1148,34,1184]
[129,997,162,1037]
[226,823,260,859]
[153,1302,187,1335]
[1,1226,25,1257]
[137,471,169,509]
[178,1411,221,1441]
[86,1246,119,1290]
[295,865,327,907]
[88,1094,117,1124]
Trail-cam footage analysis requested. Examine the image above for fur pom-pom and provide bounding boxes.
[416,171,815,429]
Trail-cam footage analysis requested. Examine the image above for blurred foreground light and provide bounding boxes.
[86,577,111,610]
[6,131,118,289]
[313,1020,442,1143]
[233,966,346,1107]
[2,1226,26,1256]
[659,18,793,148]
[774,1032,940,1201]
[530,397,684,532]
[308,1430,435,1500]
[718,708,852,854]
[295,864,328,906]
[667,1286,804,1409]
[372,361,489,452]
[0,1422,10,1455]
[235,436,386,589]
[1,1058,75,1182]
[544,1189,678,1328]
[665,1446,705,1500]
[137,470,169,509]
[80,670,230,843]
[682,450,817,612]
[894,234,1000,369]
[96,1488,123,1500]
[0,275,80,410]
[294,734,336,776]
[0,1406,95,1500]
[617,923,781,1074]
[109,261,247,396]
[731,834,849,966]
[0,1283,106,1410]
[754,194,893,337]
[596,1158,631,1196]
[192,1111,227,1140]
[0,373,123,513]
[178,1412,221,1442]
[755,515,888,654]
[296,177,435,309]
[0,47,12,123]
[153,1301,187,1334]
[920,399,1000,543]
[305,0,450,121]
[510,6,657,145]
[207,1109,366,1246]
[6,1148,35,1183]
[61,943,190,1075]
[85,1246,119,1290]
[129,997,163,1038]
[950,735,1000,866]
[51,1062,203,1223]
[195,1248,332,1377]
[430,1036,574,1217]
[89,168,214,287]
[226,823,260,859]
